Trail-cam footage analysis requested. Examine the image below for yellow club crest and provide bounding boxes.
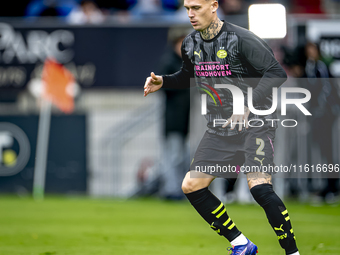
[217,49,227,59]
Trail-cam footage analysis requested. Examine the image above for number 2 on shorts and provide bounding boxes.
[256,138,265,156]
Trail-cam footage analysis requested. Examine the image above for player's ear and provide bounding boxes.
[211,0,218,13]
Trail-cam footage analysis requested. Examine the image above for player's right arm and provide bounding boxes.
[144,72,163,97]
[143,38,194,97]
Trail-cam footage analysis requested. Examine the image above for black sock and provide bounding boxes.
[250,184,298,255]
[185,187,241,242]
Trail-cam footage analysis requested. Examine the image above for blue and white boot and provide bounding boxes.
[227,238,258,255]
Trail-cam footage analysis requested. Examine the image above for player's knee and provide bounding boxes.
[181,177,196,194]
[181,176,206,194]
[182,171,214,194]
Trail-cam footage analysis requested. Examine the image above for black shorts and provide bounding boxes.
[190,126,276,178]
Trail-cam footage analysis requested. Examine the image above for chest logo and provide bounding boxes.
[194,50,201,59]
[217,49,227,59]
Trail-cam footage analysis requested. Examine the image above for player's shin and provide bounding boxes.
[184,187,242,242]
[250,184,298,255]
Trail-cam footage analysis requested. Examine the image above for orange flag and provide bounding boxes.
[42,58,75,114]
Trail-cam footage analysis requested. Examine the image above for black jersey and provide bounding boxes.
[163,21,287,136]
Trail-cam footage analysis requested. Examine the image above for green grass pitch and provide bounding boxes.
[0,196,339,255]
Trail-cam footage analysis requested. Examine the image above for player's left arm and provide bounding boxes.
[240,32,287,106]
[224,33,287,131]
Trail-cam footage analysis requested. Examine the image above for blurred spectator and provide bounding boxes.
[129,0,180,16]
[129,0,163,15]
[281,44,306,78]
[157,27,191,200]
[67,0,105,24]
[219,0,246,15]
[303,42,340,204]
[25,0,79,17]
[131,27,191,200]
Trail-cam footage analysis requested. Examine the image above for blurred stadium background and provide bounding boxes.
[0,0,339,254]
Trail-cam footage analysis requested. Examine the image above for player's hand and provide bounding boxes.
[144,72,163,97]
[222,106,250,131]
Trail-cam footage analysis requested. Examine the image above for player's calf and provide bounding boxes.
[250,183,299,255]
[183,171,253,248]
[184,185,243,242]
